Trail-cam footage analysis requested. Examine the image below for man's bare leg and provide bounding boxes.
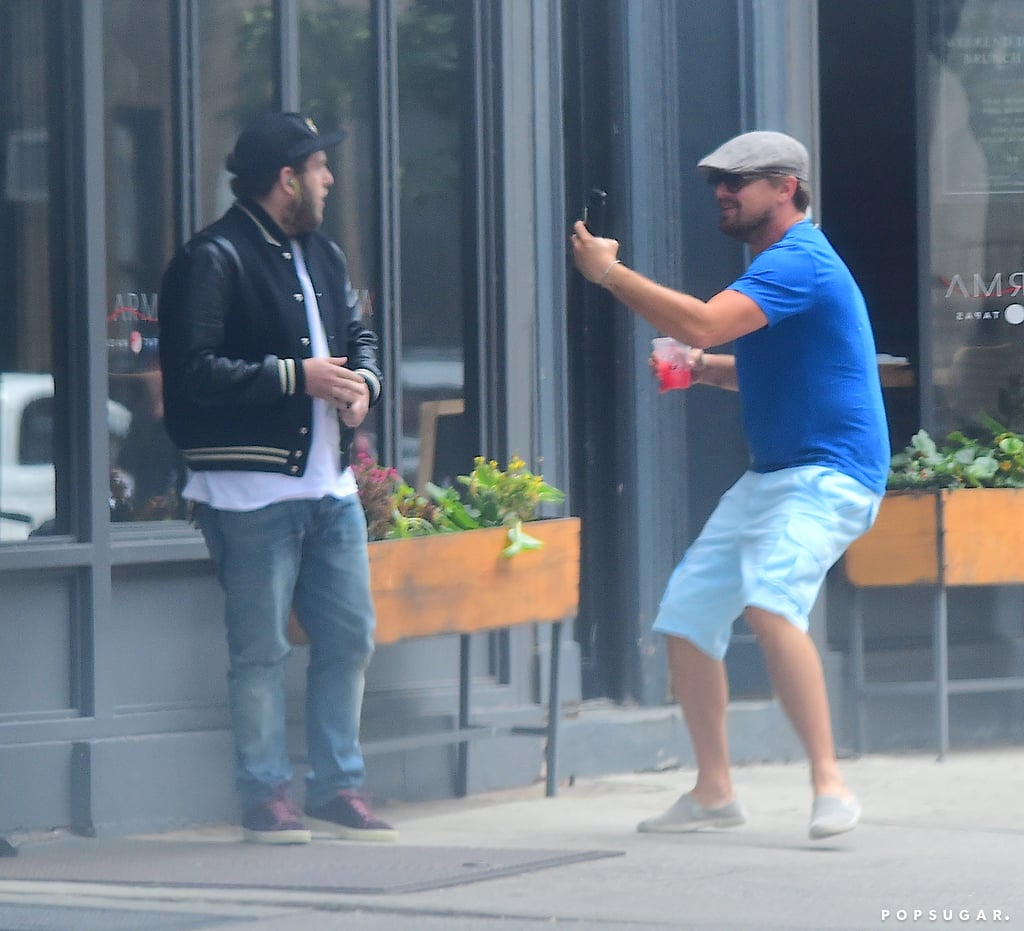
[744,606,852,800]
[637,635,746,832]
[666,634,737,807]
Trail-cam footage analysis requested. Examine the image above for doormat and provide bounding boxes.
[0,837,623,895]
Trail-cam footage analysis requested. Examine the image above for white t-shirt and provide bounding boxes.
[183,239,357,511]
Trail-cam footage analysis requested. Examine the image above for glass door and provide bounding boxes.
[925,0,1024,438]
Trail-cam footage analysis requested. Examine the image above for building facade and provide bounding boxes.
[1,0,1021,836]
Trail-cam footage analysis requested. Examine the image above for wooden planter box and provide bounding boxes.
[844,488,1024,588]
[289,516,581,643]
[369,516,581,644]
[289,516,582,796]
[842,489,1024,757]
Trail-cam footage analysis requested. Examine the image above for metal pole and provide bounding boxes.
[934,585,950,760]
[545,620,563,797]
[456,634,471,796]
[849,588,867,753]
[934,493,949,760]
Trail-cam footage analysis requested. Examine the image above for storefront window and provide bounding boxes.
[292,0,477,485]
[395,0,476,485]
[927,0,1024,436]
[0,1,62,541]
[297,0,379,456]
[103,1,181,522]
[198,1,275,226]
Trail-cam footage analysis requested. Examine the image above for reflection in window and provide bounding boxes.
[19,397,54,467]
[927,0,1024,436]
[297,0,380,458]
[299,0,376,284]
[199,0,275,226]
[0,2,59,542]
[285,0,479,483]
[397,0,476,485]
[103,1,183,523]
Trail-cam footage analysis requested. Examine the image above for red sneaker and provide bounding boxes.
[304,788,397,842]
[242,787,311,844]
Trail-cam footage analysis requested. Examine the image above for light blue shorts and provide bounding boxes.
[653,466,881,659]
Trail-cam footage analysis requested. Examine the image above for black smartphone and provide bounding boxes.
[582,188,607,236]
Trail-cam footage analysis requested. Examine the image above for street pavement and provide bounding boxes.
[0,747,1021,930]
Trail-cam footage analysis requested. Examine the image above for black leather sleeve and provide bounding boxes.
[326,241,384,407]
[160,238,305,409]
[346,319,383,406]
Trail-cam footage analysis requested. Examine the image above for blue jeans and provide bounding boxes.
[194,495,375,809]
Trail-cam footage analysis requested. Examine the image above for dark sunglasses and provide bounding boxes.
[704,171,768,193]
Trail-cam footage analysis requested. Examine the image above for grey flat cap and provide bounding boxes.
[697,131,809,182]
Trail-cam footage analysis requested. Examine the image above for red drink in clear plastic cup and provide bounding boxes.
[652,337,693,392]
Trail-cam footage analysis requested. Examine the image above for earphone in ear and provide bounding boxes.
[288,178,298,193]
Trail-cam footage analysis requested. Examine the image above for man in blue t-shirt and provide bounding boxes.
[572,130,889,841]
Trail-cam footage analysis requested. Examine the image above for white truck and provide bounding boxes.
[0,373,131,540]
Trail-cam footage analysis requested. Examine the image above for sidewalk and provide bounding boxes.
[1,747,1022,930]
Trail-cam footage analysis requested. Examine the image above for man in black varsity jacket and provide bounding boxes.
[159,112,393,845]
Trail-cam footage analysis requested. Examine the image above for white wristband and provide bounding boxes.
[599,259,622,286]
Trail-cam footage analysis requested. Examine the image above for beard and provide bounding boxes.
[281,187,321,235]
[718,203,773,242]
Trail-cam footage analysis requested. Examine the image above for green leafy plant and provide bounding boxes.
[351,455,452,540]
[353,453,565,556]
[887,414,1024,490]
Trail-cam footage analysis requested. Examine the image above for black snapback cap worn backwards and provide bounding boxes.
[226,112,346,175]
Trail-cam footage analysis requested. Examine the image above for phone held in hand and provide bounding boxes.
[583,188,607,236]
